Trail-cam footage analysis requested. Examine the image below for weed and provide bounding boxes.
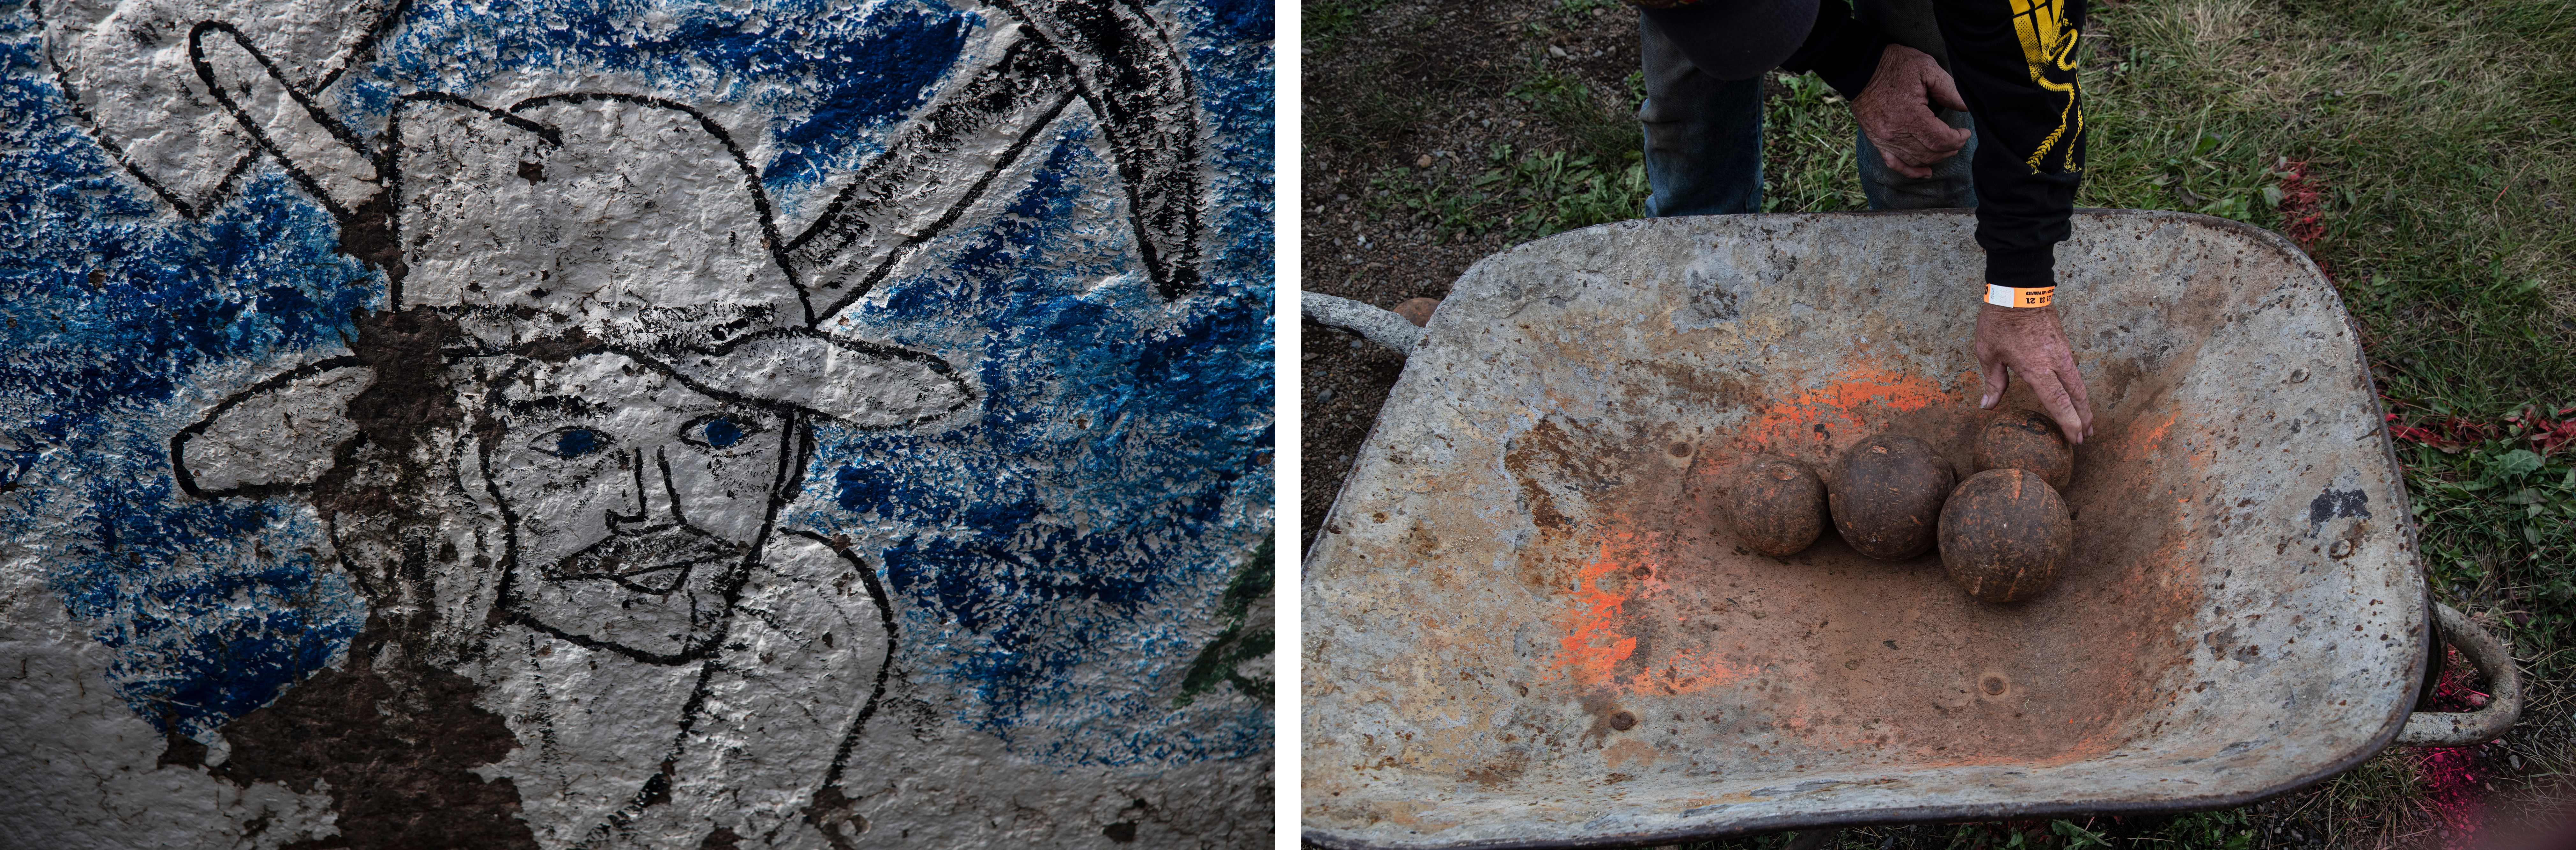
[1308,58,1454,152]
[1365,144,1646,243]
[1510,58,1643,169]
[1761,71,1868,212]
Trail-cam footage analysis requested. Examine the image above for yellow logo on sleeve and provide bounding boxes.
[2009,0,2084,173]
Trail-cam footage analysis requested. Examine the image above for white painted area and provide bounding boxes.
[658,335,971,428]
[43,0,393,210]
[1,527,1272,848]
[393,98,807,345]
[0,555,343,850]
[176,363,370,494]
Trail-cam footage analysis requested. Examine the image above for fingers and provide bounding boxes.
[1880,123,1969,173]
[1882,149,1930,177]
[2024,366,2088,445]
[2057,356,2097,440]
[1980,353,2010,410]
[1881,148,1934,179]
[1922,64,1970,113]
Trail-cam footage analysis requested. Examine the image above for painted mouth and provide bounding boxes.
[544,525,744,594]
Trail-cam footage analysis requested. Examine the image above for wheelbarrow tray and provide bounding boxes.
[1300,210,2427,849]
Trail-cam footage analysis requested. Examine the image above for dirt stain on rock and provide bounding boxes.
[213,617,537,850]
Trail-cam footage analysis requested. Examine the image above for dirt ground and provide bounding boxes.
[1299,0,1643,552]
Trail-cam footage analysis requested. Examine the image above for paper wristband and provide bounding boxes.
[1985,284,2055,308]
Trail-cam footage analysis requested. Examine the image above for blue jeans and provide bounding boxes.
[1638,0,1977,217]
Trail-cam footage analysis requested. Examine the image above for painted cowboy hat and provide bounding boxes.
[162,0,1218,496]
[172,93,975,498]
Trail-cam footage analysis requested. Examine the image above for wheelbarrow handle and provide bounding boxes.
[2393,602,2522,747]
[1302,291,1422,354]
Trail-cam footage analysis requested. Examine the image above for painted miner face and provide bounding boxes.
[479,351,799,660]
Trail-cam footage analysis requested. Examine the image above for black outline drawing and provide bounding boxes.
[47,0,1209,300]
[126,1,1218,845]
[39,0,414,219]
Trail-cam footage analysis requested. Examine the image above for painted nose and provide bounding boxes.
[605,448,682,534]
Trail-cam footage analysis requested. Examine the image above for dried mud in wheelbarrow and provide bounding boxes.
[1301,211,2430,849]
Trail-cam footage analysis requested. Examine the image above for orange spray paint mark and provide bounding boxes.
[1557,540,1641,687]
[1746,367,1960,454]
[1553,534,1753,695]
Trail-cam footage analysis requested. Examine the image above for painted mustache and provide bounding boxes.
[545,524,744,594]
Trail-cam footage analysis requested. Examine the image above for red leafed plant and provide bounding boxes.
[2276,159,2329,251]
[2385,403,2576,458]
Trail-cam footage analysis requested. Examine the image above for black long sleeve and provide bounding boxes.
[1778,0,1889,99]
[1935,0,2087,292]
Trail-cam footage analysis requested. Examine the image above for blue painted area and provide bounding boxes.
[702,417,744,449]
[549,427,606,458]
[815,109,1271,765]
[1195,0,1276,47]
[1,11,375,740]
[371,0,976,218]
[3,0,1271,767]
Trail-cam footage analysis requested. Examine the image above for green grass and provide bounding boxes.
[2074,0,2576,705]
[1761,71,1869,212]
[1365,143,1645,243]
[2068,0,2576,714]
[1361,54,1650,243]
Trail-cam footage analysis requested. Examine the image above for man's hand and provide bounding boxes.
[1852,45,1972,179]
[1975,303,2095,444]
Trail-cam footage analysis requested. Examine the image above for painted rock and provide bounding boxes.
[1827,434,1954,561]
[1938,469,2074,603]
[1975,408,2075,490]
[1729,454,1827,556]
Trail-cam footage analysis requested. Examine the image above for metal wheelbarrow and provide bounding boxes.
[1299,210,2521,849]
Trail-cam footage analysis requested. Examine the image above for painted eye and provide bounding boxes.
[681,414,760,450]
[533,427,612,458]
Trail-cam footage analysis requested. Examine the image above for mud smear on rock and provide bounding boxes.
[338,190,408,283]
[212,617,538,850]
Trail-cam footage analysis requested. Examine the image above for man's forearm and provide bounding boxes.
[1934,0,2087,294]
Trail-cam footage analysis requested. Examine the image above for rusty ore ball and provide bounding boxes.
[1730,454,1827,556]
[1974,408,2075,490]
[1828,434,1955,560]
[1938,468,2074,603]
[1393,297,1442,327]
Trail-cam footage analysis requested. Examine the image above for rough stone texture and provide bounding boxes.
[0,1,1274,847]
[1973,408,2077,490]
[1937,468,2074,604]
[1724,454,1826,558]
[1303,210,2425,848]
[1302,290,1422,353]
[1390,298,1440,329]
[1826,433,1955,561]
